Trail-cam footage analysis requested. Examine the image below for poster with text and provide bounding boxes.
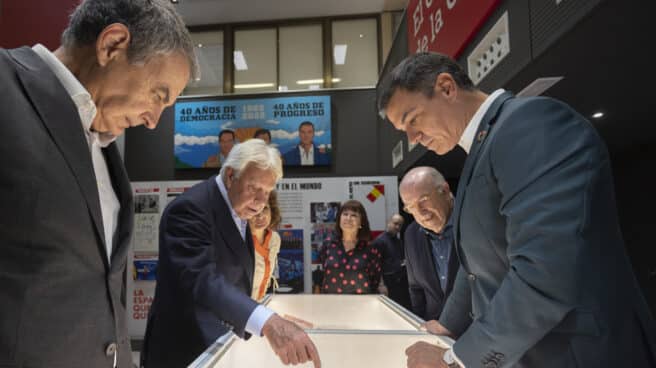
[174,95,332,168]
[128,180,199,338]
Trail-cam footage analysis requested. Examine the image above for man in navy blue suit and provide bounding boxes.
[282,121,330,166]
[399,167,458,326]
[379,52,656,368]
[143,139,321,368]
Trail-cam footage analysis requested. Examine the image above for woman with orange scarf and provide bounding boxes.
[249,190,282,301]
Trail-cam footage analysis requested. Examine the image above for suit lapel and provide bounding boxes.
[103,143,133,268]
[452,92,513,256]
[11,47,107,250]
[210,178,255,287]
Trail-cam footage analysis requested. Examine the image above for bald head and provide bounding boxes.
[386,214,404,235]
[399,166,453,233]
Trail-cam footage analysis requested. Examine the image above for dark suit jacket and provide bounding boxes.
[0,47,134,367]
[371,231,405,275]
[142,176,259,368]
[282,144,330,166]
[404,221,459,321]
[439,92,656,367]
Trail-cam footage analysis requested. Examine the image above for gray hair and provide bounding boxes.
[377,52,474,120]
[61,0,199,80]
[219,139,283,182]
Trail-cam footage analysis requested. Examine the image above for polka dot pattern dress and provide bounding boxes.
[319,237,382,294]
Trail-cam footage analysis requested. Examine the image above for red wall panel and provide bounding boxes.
[0,0,81,49]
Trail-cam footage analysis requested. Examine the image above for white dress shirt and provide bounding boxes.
[458,89,506,154]
[33,44,119,265]
[299,144,314,165]
[215,175,274,336]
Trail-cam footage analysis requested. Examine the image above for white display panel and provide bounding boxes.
[264,294,418,331]
[190,295,442,368]
[212,332,438,368]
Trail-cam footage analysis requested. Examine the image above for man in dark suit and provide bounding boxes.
[143,139,321,368]
[400,167,459,325]
[0,1,196,367]
[379,52,656,367]
[282,121,330,166]
[372,214,411,309]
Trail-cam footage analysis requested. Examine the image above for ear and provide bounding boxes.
[224,167,235,189]
[434,72,457,101]
[95,23,131,67]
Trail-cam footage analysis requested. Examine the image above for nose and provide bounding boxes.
[144,110,162,130]
[254,190,268,205]
[406,127,421,145]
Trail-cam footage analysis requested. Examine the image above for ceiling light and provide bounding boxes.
[359,34,364,38]
[334,44,347,65]
[197,43,203,48]
[296,78,341,85]
[171,0,178,3]
[592,112,604,119]
[233,50,248,71]
[234,83,275,89]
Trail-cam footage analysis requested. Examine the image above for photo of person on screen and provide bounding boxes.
[203,129,236,168]
[282,121,329,166]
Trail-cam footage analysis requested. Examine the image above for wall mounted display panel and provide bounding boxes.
[173,95,331,168]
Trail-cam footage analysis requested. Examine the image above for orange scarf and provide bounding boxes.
[253,230,273,301]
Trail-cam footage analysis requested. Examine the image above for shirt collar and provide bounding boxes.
[300,144,314,154]
[422,217,453,239]
[215,175,248,237]
[31,44,116,147]
[458,89,505,154]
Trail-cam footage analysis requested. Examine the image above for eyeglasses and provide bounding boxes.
[402,189,443,214]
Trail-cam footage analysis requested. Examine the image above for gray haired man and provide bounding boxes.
[0,0,197,366]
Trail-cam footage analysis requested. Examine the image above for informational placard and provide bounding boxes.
[406,0,500,57]
[174,95,332,168]
[128,181,199,338]
[127,176,398,338]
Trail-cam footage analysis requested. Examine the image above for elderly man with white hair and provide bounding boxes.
[143,139,321,368]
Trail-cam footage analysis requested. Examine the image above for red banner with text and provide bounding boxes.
[406,0,501,58]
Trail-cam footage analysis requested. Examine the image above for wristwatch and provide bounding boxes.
[443,348,459,367]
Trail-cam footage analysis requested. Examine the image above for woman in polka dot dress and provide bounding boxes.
[319,200,382,294]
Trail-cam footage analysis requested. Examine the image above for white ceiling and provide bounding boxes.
[174,0,408,26]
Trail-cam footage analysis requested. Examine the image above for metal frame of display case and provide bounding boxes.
[188,294,453,368]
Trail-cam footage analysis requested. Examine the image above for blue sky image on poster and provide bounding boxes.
[174,95,331,168]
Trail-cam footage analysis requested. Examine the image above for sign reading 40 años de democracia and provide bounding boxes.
[174,95,332,169]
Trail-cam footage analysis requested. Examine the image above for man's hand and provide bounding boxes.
[406,341,448,368]
[420,320,454,338]
[283,314,315,329]
[262,314,321,367]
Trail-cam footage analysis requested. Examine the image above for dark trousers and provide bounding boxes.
[383,268,411,310]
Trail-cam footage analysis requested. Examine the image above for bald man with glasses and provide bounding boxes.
[400,167,461,333]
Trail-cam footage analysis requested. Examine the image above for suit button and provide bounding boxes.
[468,274,476,281]
[105,342,117,357]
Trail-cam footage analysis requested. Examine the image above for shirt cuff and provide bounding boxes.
[245,305,275,336]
